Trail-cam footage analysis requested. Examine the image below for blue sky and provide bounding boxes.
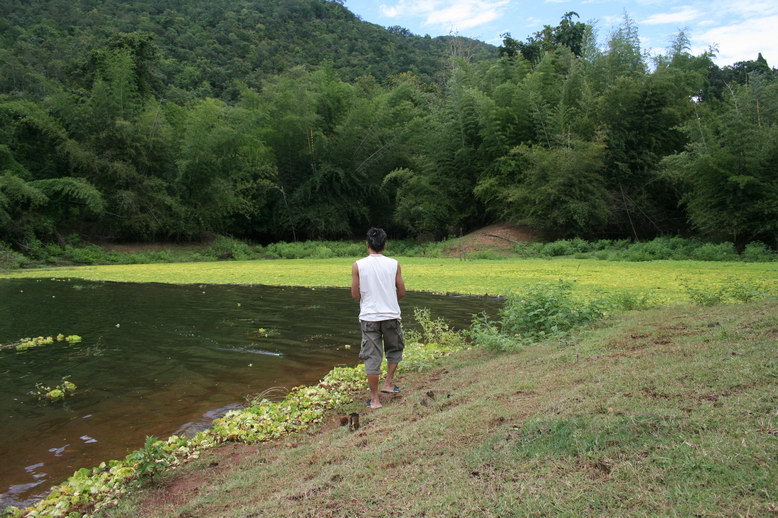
[342,0,777,67]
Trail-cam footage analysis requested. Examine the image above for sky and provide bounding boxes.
[342,0,777,67]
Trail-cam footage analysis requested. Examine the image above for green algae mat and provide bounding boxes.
[1,257,775,301]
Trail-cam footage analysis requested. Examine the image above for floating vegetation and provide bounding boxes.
[255,327,279,338]
[33,377,77,402]
[3,333,83,352]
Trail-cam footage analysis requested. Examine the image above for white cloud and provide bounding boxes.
[524,16,542,27]
[378,0,509,31]
[715,0,778,17]
[600,14,623,26]
[691,14,778,65]
[642,6,702,25]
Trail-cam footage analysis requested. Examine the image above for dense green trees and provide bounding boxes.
[0,3,776,248]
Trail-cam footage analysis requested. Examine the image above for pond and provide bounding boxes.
[0,279,500,508]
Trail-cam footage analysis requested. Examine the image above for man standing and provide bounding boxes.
[351,227,406,409]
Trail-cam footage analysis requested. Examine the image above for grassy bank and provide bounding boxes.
[95,300,777,517]
[0,257,775,302]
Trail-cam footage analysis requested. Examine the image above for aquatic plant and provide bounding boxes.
[33,377,77,402]
[255,328,279,338]
[15,336,54,351]
[11,334,82,351]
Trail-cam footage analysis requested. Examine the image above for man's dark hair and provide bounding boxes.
[366,227,387,252]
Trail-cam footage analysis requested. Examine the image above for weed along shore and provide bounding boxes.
[1,259,776,517]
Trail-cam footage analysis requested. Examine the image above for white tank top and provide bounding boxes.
[356,254,401,321]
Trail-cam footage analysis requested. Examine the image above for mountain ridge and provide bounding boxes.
[0,0,497,101]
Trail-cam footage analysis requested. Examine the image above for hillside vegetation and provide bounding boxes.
[0,0,493,99]
[1,2,776,250]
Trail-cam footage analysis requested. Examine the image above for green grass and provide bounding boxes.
[95,300,778,517]
[1,257,775,300]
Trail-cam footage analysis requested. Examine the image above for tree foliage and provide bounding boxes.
[0,5,776,248]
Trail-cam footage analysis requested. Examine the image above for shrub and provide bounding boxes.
[23,238,49,261]
[126,436,174,483]
[541,240,577,257]
[62,244,110,265]
[628,239,674,260]
[499,281,605,341]
[591,239,614,251]
[407,307,467,349]
[310,245,334,259]
[723,278,772,302]
[619,249,653,262]
[605,291,656,311]
[690,242,738,261]
[511,242,545,257]
[210,236,253,260]
[0,243,30,269]
[468,313,521,352]
[469,249,508,260]
[681,280,726,306]
[742,242,776,262]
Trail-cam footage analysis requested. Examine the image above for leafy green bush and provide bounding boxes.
[722,278,772,303]
[681,280,727,306]
[511,242,545,257]
[0,243,30,269]
[126,436,174,483]
[406,307,467,350]
[259,240,363,259]
[541,240,577,257]
[742,242,776,262]
[469,249,509,260]
[604,291,656,311]
[499,281,606,341]
[209,236,254,260]
[61,244,111,265]
[689,242,738,261]
[468,313,521,352]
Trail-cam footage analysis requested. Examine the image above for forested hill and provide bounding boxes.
[0,4,776,251]
[0,0,495,101]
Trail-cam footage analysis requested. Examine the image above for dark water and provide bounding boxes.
[0,279,500,508]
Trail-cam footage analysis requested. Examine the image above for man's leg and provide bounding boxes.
[382,319,404,391]
[383,362,398,392]
[360,320,383,409]
[367,373,381,407]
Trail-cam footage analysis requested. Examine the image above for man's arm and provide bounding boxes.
[395,263,406,299]
[351,262,361,300]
